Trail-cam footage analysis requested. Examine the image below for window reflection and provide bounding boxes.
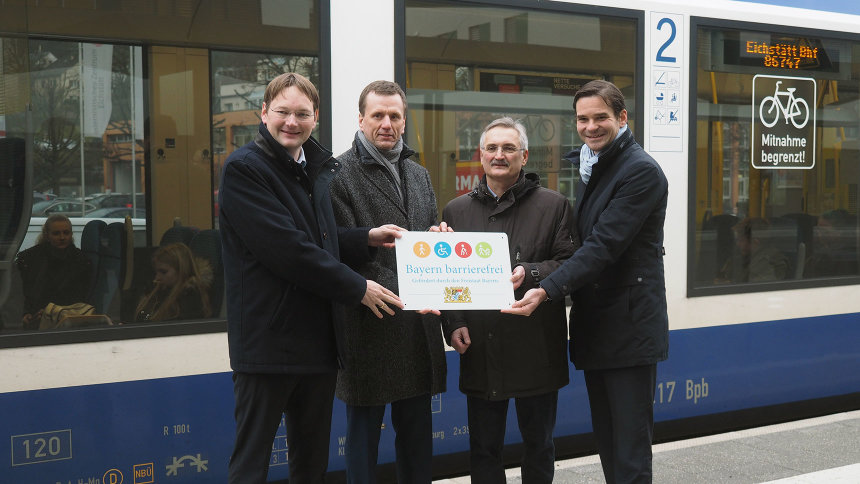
[404,0,637,212]
[20,40,146,221]
[0,37,149,333]
[0,1,322,338]
[692,25,860,290]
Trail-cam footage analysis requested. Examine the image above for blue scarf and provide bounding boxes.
[579,124,628,184]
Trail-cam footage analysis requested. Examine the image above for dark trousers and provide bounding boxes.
[229,371,337,484]
[467,391,558,484]
[344,393,433,484]
[584,365,657,484]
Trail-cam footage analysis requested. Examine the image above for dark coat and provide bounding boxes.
[134,285,208,322]
[442,171,577,400]
[330,136,446,405]
[219,123,372,374]
[540,129,669,370]
[16,242,92,327]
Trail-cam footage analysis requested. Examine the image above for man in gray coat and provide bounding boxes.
[330,80,446,484]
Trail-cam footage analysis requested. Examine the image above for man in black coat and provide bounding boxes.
[219,72,404,484]
[439,117,577,483]
[507,80,669,484]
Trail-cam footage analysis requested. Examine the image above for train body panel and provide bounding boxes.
[2,313,857,481]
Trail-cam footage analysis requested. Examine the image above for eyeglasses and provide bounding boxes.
[482,144,524,155]
[269,109,315,122]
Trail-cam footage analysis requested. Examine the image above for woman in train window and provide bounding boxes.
[134,243,211,322]
[15,214,93,330]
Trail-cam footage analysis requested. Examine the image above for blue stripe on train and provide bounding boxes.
[1,313,856,481]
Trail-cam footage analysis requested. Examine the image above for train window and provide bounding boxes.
[0,1,321,343]
[403,0,639,212]
[690,22,860,293]
[0,0,320,53]
[0,37,151,336]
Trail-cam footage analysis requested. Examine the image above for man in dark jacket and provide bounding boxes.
[507,80,669,484]
[219,72,404,484]
[439,117,577,483]
[330,80,446,484]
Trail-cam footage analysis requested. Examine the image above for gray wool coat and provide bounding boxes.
[330,135,447,406]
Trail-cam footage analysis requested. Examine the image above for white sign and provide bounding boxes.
[81,43,113,137]
[649,12,684,152]
[395,231,514,310]
[751,74,816,170]
[133,46,144,141]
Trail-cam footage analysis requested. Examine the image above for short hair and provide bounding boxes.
[479,117,529,151]
[573,79,626,117]
[37,214,72,246]
[263,72,319,111]
[359,80,407,115]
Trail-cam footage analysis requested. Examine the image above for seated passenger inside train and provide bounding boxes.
[717,217,790,283]
[134,243,211,322]
[15,215,93,330]
[806,209,859,278]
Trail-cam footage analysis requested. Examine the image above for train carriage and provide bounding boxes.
[1,0,858,482]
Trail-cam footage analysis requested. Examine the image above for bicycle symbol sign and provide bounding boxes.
[751,74,816,170]
[759,80,810,129]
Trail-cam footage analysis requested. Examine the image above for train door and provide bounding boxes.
[149,46,213,240]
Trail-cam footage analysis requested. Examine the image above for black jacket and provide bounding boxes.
[219,123,372,374]
[541,129,669,370]
[16,243,92,327]
[134,285,208,322]
[442,172,577,400]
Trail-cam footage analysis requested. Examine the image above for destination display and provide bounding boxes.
[708,30,837,75]
[745,39,820,70]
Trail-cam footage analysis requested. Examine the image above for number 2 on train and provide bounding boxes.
[656,17,677,63]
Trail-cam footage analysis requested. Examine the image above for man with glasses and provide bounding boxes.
[506,80,669,484]
[436,117,577,483]
[219,72,404,484]
[330,80,446,483]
